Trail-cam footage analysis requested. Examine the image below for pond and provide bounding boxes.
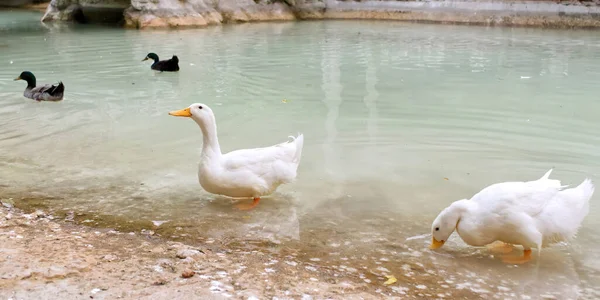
[1,10,600,298]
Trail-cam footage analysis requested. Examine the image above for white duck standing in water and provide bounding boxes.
[430,169,594,264]
[169,103,304,210]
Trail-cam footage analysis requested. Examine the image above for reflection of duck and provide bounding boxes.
[14,71,64,102]
[430,169,594,264]
[142,53,179,72]
[168,103,304,210]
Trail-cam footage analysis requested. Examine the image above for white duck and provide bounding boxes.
[169,103,304,210]
[429,169,594,264]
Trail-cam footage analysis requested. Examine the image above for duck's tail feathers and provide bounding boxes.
[556,178,594,240]
[171,55,179,63]
[288,133,304,164]
[536,168,565,188]
[540,169,553,180]
[50,81,65,96]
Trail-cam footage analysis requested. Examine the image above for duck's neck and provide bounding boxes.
[24,77,36,89]
[446,199,473,226]
[198,119,222,159]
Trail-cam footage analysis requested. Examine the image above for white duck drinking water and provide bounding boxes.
[169,103,304,210]
[429,169,594,264]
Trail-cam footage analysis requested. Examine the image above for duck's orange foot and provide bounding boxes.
[502,249,532,264]
[236,197,260,211]
[486,241,514,254]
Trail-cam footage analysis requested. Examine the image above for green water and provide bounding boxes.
[1,10,600,298]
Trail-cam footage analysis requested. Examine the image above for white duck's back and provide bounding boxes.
[468,170,593,246]
[199,134,304,197]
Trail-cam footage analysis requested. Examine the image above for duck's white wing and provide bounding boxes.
[222,136,302,177]
[472,180,562,217]
[223,143,295,170]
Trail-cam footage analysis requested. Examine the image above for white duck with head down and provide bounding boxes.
[169,103,304,210]
[430,169,593,264]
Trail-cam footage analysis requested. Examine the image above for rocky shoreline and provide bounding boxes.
[33,0,600,29]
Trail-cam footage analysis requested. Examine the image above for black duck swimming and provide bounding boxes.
[142,53,180,72]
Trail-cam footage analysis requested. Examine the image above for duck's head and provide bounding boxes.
[142,53,159,62]
[14,71,36,86]
[169,103,215,127]
[429,201,466,250]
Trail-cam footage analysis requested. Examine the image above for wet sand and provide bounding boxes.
[0,196,487,299]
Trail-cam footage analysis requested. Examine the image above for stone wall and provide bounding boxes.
[42,0,130,23]
[39,0,600,28]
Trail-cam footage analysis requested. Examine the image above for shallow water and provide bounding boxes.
[2,10,600,298]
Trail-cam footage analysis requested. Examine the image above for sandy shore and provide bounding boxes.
[0,199,485,299]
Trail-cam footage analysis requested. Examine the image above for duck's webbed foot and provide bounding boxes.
[502,249,532,264]
[235,197,260,211]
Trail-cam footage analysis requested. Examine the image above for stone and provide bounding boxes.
[1,199,14,209]
[34,210,46,218]
[181,270,195,278]
[102,254,118,262]
[176,249,203,259]
[38,0,600,29]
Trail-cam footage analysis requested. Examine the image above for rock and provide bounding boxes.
[42,0,130,23]
[39,0,600,30]
[181,257,195,264]
[181,270,195,278]
[41,0,296,28]
[102,254,118,262]
[140,229,154,236]
[176,249,203,260]
[152,277,168,286]
[34,210,46,218]
[156,259,175,272]
[150,246,166,254]
[1,199,14,209]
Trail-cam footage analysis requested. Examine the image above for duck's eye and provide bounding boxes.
[198,106,203,109]
[435,227,440,231]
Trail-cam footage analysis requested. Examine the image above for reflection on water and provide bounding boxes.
[2,11,600,298]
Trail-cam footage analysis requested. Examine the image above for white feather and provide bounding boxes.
[431,169,594,253]
[173,103,304,199]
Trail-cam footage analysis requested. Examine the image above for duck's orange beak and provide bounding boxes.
[13,76,21,81]
[168,107,192,117]
[429,237,445,249]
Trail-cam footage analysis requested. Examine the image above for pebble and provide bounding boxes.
[176,249,203,259]
[1,200,14,208]
[152,278,168,286]
[157,259,175,272]
[181,270,195,278]
[102,254,118,262]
